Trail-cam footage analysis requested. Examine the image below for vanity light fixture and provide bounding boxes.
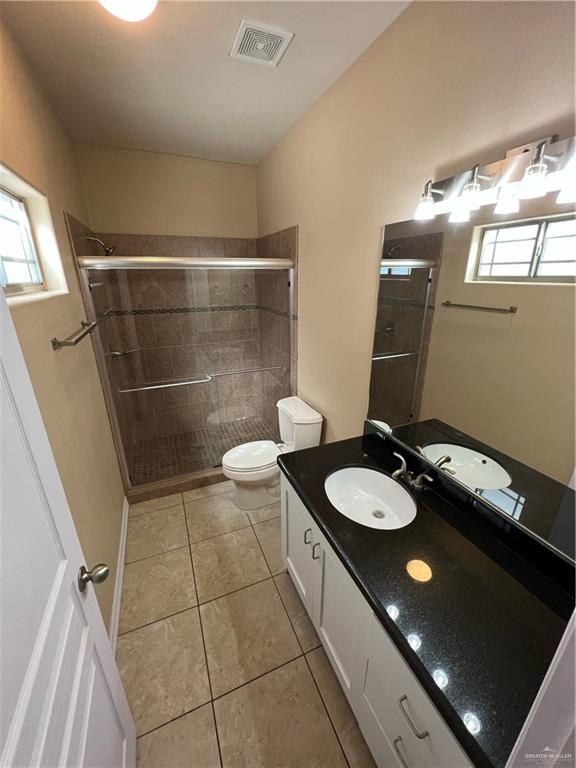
[98,0,158,22]
[414,180,445,221]
[517,140,558,200]
[386,604,400,621]
[448,196,471,224]
[556,162,576,204]
[460,165,490,211]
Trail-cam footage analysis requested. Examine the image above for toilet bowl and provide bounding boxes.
[222,396,323,510]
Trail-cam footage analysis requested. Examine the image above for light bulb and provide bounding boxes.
[386,605,400,621]
[414,194,435,221]
[98,0,158,22]
[448,197,470,223]
[557,168,576,205]
[517,162,548,200]
[494,184,520,215]
[461,181,481,211]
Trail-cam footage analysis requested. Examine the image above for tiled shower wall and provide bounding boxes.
[66,217,298,483]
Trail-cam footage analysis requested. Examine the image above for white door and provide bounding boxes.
[0,292,135,768]
[281,478,317,616]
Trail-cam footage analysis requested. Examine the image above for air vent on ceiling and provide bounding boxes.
[230,19,294,68]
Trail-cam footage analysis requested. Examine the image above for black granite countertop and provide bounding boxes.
[278,433,574,768]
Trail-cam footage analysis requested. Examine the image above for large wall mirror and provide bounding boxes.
[367,137,575,561]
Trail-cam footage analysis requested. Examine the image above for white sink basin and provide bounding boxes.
[324,467,416,530]
[422,443,511,491]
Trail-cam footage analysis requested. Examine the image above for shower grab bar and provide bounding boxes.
[441,300,518,314]
[50,310,112,351]
[78,256,294,271]
[117,365,286,394]
[51,321,98,351]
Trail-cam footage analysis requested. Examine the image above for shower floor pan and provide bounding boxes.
[130,417,279,486]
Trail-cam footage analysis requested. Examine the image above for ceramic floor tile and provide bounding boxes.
[201,579,301,697]
[183,480,234,503]
[214,657,348,768]
[274,572,320,653]
[247,501,281,525]
[307,647,377,768]
[125,506,188,563]
[253,517,284,575]
[185,492,250,543]
[191,527,270,603]
[129,493,183,518]
[137,704,220,768]
[117,609,210,736]
[119,548,196,634]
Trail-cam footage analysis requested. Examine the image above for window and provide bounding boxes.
[380,265,412,278]
[0,187,43,292]
[474,215,576,282]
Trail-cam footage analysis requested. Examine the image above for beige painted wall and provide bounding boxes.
[387,200,575,485]
[77,143,257,238]
[0,20,125,627]
[256,1,575,445]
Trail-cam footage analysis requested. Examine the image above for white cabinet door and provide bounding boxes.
[357,613,472,768]
[0,292,135,768]
[281,477,318,616]
[312,530,370,703]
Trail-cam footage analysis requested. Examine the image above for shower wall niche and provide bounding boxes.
[67,219,297,490]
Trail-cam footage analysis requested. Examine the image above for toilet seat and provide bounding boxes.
[222,440,281,473]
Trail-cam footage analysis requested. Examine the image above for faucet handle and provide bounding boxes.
[392,452,407,473]
[412,473,434,490]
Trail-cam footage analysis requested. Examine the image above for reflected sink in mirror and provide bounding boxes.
[325,467,417,529]
[423,443,512,491]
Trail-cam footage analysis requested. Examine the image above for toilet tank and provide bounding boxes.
[277,396,323,450]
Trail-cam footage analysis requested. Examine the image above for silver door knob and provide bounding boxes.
[78,563,109,592]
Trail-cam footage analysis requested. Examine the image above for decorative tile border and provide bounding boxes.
[110,305,296,320]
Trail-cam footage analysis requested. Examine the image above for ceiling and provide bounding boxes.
[1,1,408,164]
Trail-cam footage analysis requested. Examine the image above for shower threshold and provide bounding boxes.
[130,416,279,486]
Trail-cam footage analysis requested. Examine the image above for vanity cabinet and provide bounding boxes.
[280,476,473,768]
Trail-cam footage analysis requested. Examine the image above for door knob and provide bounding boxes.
[78,563,109,592]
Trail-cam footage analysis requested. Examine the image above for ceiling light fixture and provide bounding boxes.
[460,164,490,211]
[98,0,158,22]
[517,140,558,200]
[414,180,445,221]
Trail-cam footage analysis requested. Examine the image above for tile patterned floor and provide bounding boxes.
[117,480,377,768]
[131,418,280,485]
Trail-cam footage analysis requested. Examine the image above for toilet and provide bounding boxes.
[222,396,323,510]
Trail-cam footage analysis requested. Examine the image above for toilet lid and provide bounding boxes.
[222,440,281,471]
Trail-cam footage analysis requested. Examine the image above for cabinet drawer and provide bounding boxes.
[359,614,472,768]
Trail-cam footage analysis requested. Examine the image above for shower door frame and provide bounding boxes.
[371,257,436,424]
[77,256,295,492]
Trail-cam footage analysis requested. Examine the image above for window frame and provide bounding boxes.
[0,186,44,295]
[472,214,576,285]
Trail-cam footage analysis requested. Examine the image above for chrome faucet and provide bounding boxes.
[392,452,434,491]
[434,455,456,475]
[391,452,413,482]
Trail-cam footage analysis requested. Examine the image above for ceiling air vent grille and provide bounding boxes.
[230,19,294,67]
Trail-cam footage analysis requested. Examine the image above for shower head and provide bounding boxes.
[84,236,116,257]
[383,245,402,258]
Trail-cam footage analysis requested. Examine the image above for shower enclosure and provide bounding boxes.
[368,258,435,427]
[78,256,293,489]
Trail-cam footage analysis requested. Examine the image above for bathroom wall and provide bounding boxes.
[76,144,258,238]
[256,1,575,444]
[0,20,125,627]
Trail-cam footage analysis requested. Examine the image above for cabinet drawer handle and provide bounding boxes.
[393,737,410,768]
[312,542,320,560]
[398,695,429,739]
[304,528,312,545]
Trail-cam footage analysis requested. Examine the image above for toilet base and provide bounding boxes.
[231,473,281,510]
